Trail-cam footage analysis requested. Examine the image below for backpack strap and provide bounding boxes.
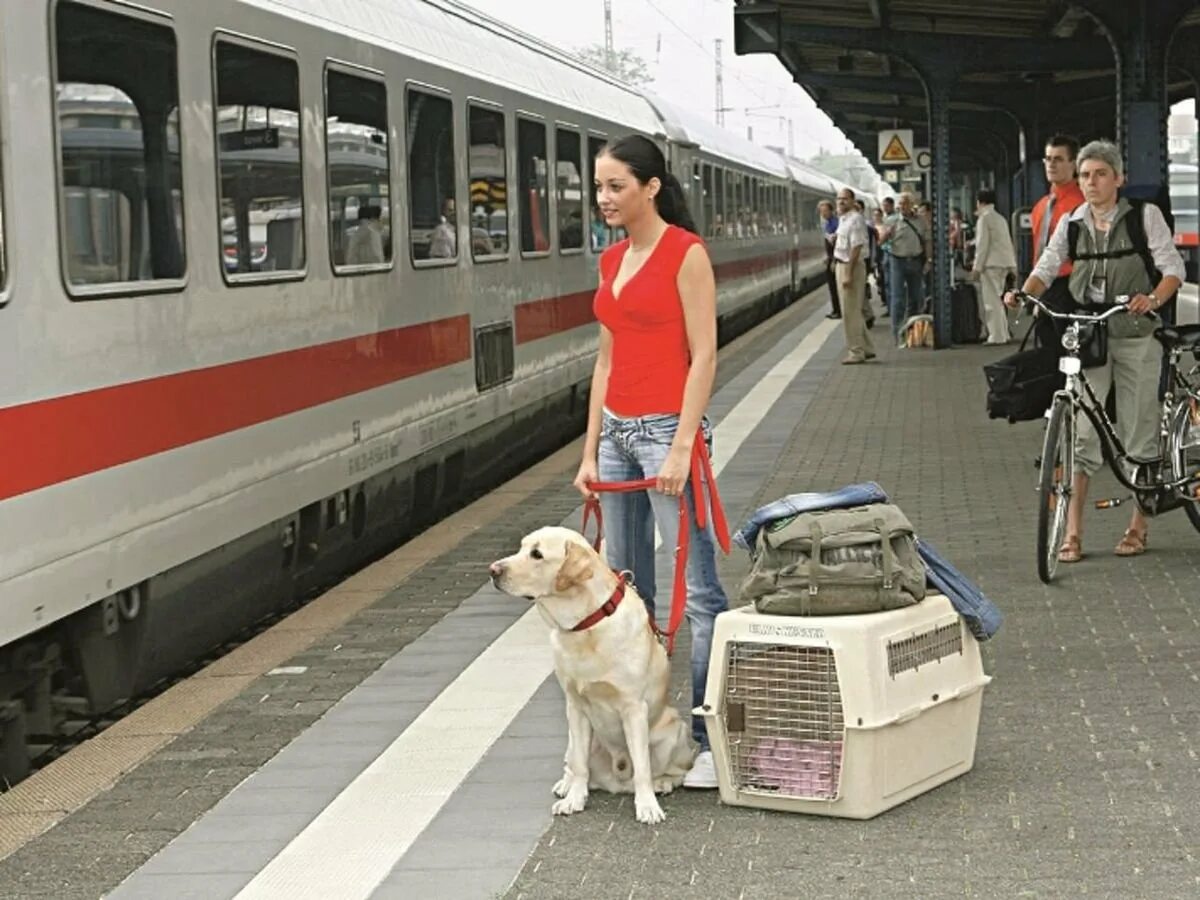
[1068,198,1160,288]
[1122,198,1162,286]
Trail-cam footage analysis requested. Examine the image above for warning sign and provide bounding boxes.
[878,129,913,165]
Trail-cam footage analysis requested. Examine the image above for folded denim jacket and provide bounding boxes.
[735,482,1002,641]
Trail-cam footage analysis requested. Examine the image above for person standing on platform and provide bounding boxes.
[969,189,1017,344]
[1005,140,1184,563]
[819,200,842,319]
[1032,135,1085,273]
[574,134,728,790]
[877,196,895,314]
[855,199,876,329]
[880,192,931,348]
[834,189,874,364]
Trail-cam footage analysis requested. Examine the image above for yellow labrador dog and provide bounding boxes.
[489,525,696,824]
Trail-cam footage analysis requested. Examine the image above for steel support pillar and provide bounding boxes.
[927,78,953,348]
[1115,15,1169,204]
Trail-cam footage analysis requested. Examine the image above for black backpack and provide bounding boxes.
[1035,199,1173,349]
[1066,198,1171,303]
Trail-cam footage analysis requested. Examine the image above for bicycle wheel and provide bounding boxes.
[1037,397,1073,583]
[1168,395,1200,533]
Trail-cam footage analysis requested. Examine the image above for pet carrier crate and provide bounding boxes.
[696,594,989,819]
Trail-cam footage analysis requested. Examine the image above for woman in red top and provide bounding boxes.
[572,135,727,789]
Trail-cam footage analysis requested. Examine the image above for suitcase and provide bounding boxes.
[951,282,983,344]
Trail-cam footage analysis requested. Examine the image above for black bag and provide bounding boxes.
[983,327,1063,423]
[951,282,983,344]
[1031,277,1108,368]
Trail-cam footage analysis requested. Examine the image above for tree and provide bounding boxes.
[575,44,652,85]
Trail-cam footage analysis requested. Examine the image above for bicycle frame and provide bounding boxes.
[1034,301,1198,503]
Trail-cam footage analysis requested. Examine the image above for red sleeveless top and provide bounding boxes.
[593,225,706,416]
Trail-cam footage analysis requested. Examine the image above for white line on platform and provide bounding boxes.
[233,316,840,900]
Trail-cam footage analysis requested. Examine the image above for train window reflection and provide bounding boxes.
[556,129,583,253]
[326,68,390,272]
[407,88,457,263]
[518,118,550,255]
[468,105,507,260]
[215,41,304,280]
[55,2,185,290]
[587,135,611,252]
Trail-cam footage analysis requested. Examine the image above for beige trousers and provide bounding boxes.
[1075,334,1160,477]
[836,259,874,360]
[978,268,1012,343]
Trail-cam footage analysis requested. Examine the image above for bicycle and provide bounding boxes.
[1011,291,1200,583]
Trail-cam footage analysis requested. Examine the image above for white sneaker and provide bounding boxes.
[683,750,719,789]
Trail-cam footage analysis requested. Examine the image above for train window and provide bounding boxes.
[55,2,185,292]
[702,164,714,239]
[556,128,583,253]
[326,67,390,272]
[587,135,611,251]
[468,104,508,261]
[518,118,550,255]
[407,88,457,263]
[215,40,304,280]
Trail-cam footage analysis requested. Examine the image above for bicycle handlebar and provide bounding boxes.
[1008,290,1150,324]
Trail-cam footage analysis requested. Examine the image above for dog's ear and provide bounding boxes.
[554,540,595,593]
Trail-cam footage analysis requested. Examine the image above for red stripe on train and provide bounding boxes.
[1,248,803,500]
[0,316,472,502]
[514,249,798,343]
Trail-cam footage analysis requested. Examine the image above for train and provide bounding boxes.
[0,0,869,782]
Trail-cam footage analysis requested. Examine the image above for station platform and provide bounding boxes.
[2,286,1200,900]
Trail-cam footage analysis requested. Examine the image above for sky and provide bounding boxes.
[456,0,855,162]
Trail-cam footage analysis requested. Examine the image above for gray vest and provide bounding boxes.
[1067,199,1156,339]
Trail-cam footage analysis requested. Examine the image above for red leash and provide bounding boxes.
[580,431,730,655]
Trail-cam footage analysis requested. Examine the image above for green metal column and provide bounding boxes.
[927,78,953,348]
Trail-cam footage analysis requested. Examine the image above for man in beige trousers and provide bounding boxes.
[969,188,1017,344]
[834,189,875,363]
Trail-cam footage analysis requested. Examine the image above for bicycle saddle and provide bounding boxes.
[1153,323,1200,351]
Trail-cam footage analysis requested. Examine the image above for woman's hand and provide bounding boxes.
[1128,293,1158,316]
[573,458,599,499]
[656,445,691,497]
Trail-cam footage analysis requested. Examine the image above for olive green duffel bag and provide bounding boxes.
[739,504,926,616]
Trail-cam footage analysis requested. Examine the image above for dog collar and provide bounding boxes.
[569,572,627,633]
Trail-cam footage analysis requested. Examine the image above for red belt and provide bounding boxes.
[581,430,730,655]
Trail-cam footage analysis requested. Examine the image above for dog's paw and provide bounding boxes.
[551,786,588,816]
[653,776,677,795]
[552,776,570,798]
[635,792,666,825]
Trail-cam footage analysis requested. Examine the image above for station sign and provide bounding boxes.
[878,129,913,166]
[913,148,932,172]
[220,127,280,152]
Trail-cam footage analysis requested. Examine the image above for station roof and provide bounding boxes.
[733,0,1200,179]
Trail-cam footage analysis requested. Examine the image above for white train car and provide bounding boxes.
[0,0,838,780]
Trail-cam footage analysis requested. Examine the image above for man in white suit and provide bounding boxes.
[969,188,1017,344]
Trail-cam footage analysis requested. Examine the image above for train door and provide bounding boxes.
[790,187,801,296]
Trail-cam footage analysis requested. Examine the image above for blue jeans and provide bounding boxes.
[598,411,729,750]
[889,255,925,341]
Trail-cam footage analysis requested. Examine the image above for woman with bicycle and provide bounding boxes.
[1004,140,1184,563]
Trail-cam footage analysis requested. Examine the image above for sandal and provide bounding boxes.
[1057,536,1083,563]
[1114,529,1147,557]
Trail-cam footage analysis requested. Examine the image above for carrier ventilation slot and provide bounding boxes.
[887,623,963,677]
[474,322,514,392]
[722,642,843,800]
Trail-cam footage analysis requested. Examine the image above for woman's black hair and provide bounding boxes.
[600,134,698,234]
